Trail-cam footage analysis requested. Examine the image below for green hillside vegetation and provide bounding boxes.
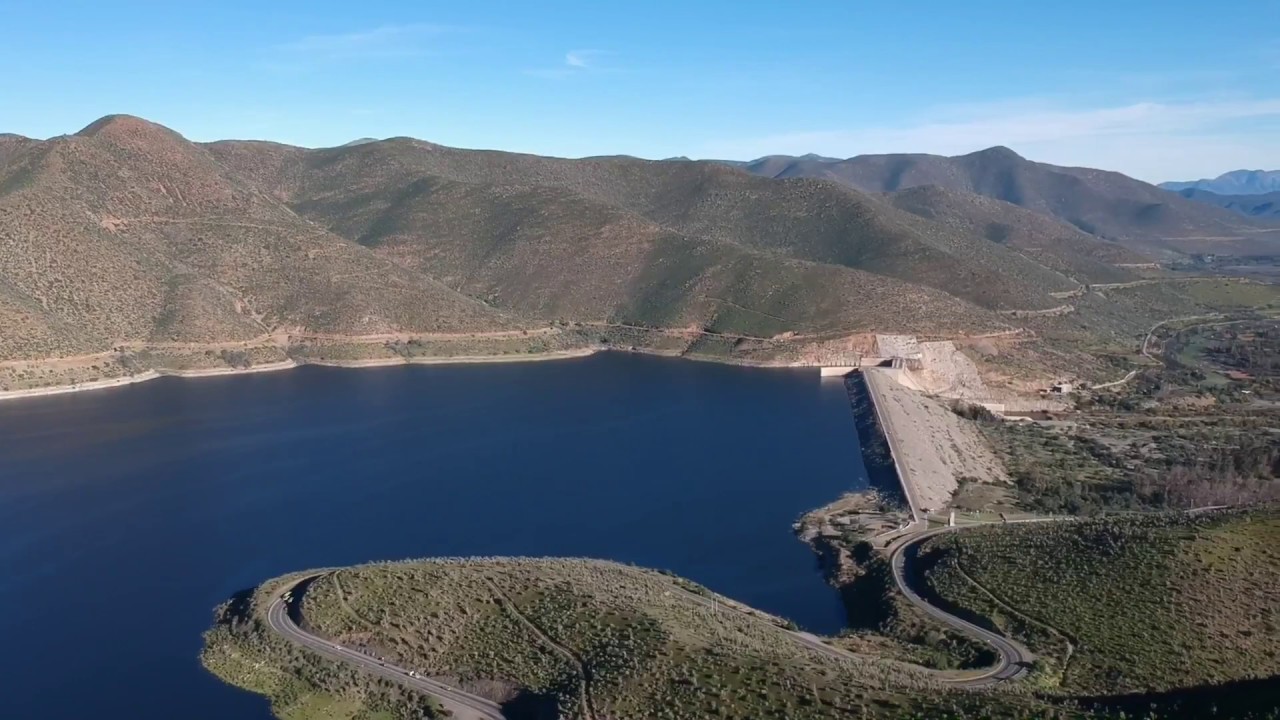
[1182,279,1280,309]
[210,135,1087,320]
[3,114,1275,392]
[283,171,1003,337]
[204,559,1066,720]
[968,314,1280,514]
[887,185,1146,285]
[829,548,1001,673]
[7,113,1143,375]
[918,507,1280,695]
[0,115,514,361]
[193,135,1280,355]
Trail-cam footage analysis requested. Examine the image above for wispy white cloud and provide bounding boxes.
[524,49,608,79]
[703,98,1280,181]
[272,24,453,63]
[564,50,597,68]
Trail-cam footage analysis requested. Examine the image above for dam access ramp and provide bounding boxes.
[850,368,1008,518]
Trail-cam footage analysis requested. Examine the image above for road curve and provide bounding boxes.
[572,553,1029,688]
[267,576,506,720]
[666,570,1022,689]
[890,528,1033,686]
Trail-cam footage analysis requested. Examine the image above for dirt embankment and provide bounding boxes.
[863,369,1008,514]
[795,368,1005,596]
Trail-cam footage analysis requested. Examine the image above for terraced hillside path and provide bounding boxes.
[1092,276,1264,291]
[1090,312,1224,389]
[1141,314,1224,361]
[999,303,1076,318]
[482,576,597,720]
[950,560,1078,685]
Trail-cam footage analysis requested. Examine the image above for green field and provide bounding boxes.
[1183,280,1280,310]
[919,507,1280,696]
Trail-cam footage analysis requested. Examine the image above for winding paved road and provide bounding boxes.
[889,527,1034,686]
[861,368,1032,684]
[267,576,505,720]
[266,534,1040,719]
[664,565,1026,688]
[882,508,1227,686]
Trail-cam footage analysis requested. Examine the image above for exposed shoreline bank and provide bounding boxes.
[160,359,300,378]
[0,343,840,403]
[0,370,166,401]
[0,349,605,402]
[299,347,599,369]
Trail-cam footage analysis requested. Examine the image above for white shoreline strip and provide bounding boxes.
[0,350,599,402]
[0,370,163,401]
[156,359,299,378]
[302,347,598,368]
[0,345,838,403]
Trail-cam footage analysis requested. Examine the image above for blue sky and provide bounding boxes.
[2,0,1278,181]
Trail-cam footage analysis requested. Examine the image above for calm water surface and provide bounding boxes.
[0,353,866,719]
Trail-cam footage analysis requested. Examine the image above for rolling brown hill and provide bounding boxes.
[0,115,513,360]
[738,147,1280,256]
[1,114,1194,371]
[0,133,35,167]
[207,135,1095,323]
[885,185,1148,284]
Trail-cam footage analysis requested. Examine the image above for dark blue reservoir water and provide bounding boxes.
[0,353,866,720]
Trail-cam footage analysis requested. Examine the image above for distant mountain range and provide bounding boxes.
[1160,169,1280,195]
[0,115,1277,365]
[1174,188,1280,218]
[726,148,1278,256]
